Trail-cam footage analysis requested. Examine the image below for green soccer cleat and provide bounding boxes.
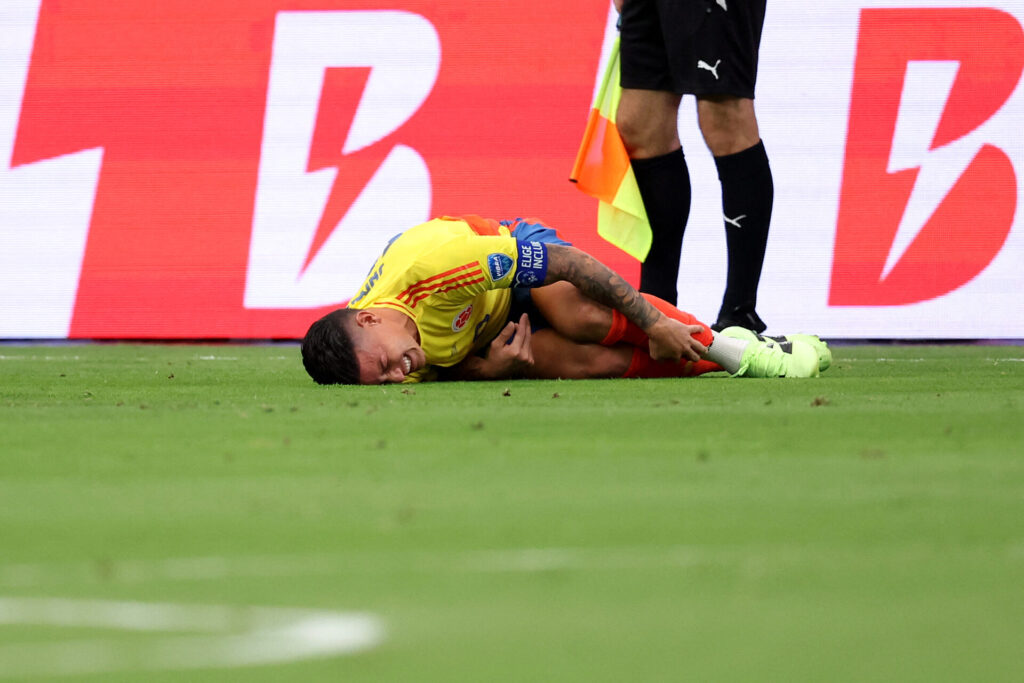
[727,334,821,379]
[784,334,832,373]
[719,326,832,373]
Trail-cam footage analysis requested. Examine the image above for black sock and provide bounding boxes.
[714,140,773,327]
[632,148,690,305]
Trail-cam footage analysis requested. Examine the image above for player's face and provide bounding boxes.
[351,317,427,385]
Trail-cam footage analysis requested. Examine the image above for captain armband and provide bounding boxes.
[511,240,548,288]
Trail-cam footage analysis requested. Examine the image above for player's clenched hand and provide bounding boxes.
[646,316,707,363]
[482,313,534,378]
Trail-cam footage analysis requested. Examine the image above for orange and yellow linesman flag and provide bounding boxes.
[570,37,651,261]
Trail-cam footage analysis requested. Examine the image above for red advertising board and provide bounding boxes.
[11,0,617,337]
[3,1,1024,338]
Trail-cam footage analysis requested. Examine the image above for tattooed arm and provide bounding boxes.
[543,244,706,362]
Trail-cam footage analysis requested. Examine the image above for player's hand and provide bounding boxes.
[614,0,624,13]
[482,313,534,378]
[646,315,707,363]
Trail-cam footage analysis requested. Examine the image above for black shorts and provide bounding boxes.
[620,0,766,99]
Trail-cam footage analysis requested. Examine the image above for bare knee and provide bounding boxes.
[560,345,632,379]
[528,331,632,379]
[617,89,682,158]
[696,96,760,156]
[530,282,614,343]
[563,297,614,343]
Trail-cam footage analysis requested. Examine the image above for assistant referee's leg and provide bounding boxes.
[616,88,691,305]
[698,95,773,332]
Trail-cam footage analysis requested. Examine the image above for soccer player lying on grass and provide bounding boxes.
[301,215,830,385]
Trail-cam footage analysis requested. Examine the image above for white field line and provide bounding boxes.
[3,543,1021,590]
[0,548,718,590]
[1,543,1019,676]
[0,598,383,678]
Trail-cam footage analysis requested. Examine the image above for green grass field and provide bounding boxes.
[1,343,1022,681]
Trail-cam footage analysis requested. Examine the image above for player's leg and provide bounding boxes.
[525,329,631,379]
[530,284,729,373]
[529,284,819,378]
[530,282,710,347]
[527,281,620,343]
[509,284,633,378]
[525,328,718,380]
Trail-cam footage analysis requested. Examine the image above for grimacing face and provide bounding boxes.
[349,310,427,384]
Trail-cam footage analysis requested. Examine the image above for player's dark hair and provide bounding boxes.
[301,308,360,385]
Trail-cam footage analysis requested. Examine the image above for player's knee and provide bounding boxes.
[548,345,631,380]
[560,298,613,343]
[582,345,633,379]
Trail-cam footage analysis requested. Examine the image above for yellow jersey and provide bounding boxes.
[347,215,552,382]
